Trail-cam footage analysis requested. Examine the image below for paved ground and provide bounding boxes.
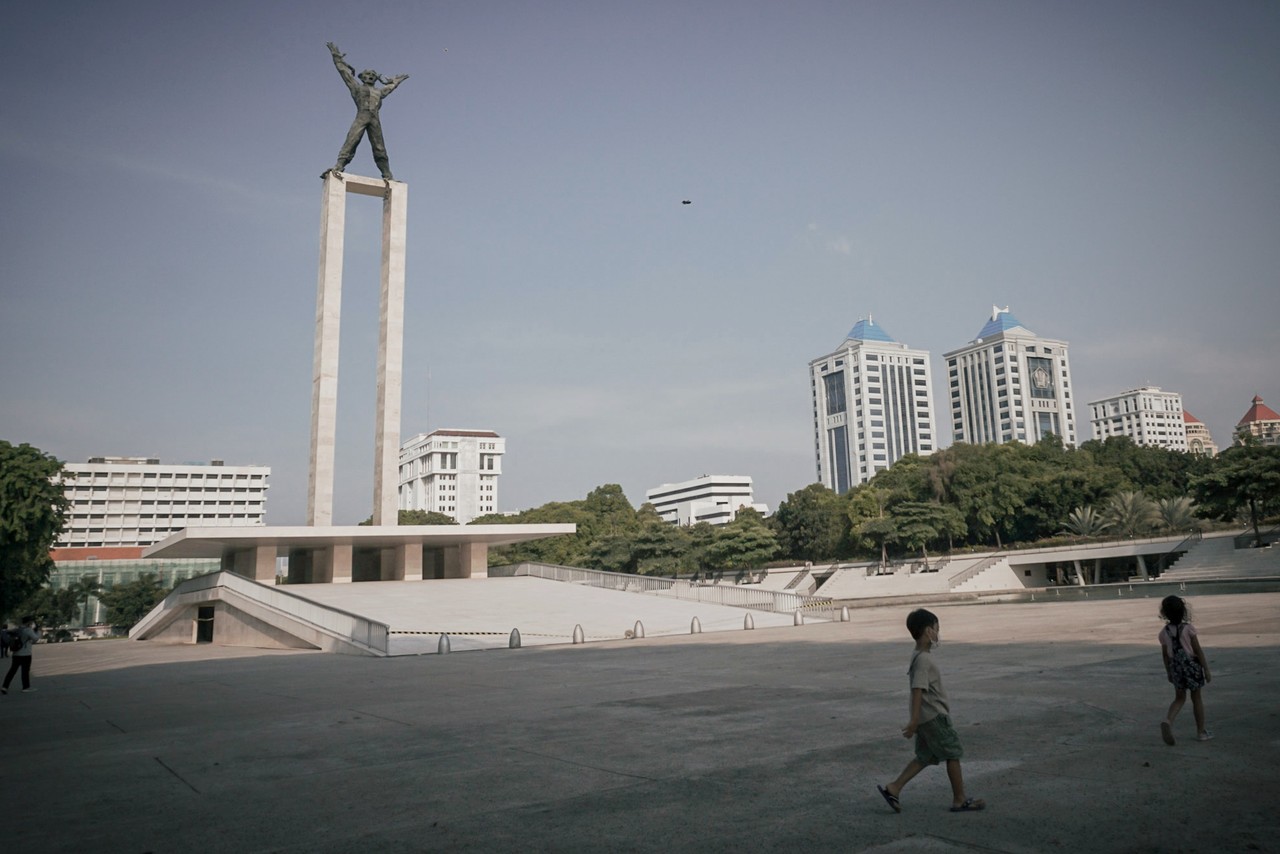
[5,591,1278,853]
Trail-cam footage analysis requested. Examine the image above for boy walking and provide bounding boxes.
[877,609,984,813]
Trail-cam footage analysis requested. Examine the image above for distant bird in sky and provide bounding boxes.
[681,200,692,205]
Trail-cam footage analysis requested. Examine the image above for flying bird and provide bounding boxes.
[682,200,692,205]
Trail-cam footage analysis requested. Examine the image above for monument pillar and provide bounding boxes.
[307,173,407,527]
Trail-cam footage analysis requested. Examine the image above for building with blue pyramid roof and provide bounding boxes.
[943,306,1077,447]
[809,315,937,494]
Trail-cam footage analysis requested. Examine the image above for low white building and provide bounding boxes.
[645,475,769,526]
[1088,387,1187,450]
[57,456,270,549]
[399,429,504,523]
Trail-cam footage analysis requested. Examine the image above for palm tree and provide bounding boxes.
[1062,505,1111,538]
[1062,505,1111,584]
[1105,491,1159,579]
[1156,496,1198,532]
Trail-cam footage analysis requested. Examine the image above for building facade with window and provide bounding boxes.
[809,317,937,494]
[1235,394,1280,446]
[398,429,504,523]
[1088,386,1187,451]
[943,307,1077,447]
[57,456,270,549]
[1183,411,1218,456]
[644,475,769,526]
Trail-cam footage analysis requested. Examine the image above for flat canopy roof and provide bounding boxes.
[142,524,577,559]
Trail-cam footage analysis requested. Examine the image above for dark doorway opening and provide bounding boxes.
[196,606,215,643]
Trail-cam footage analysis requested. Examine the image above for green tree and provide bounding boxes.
[98,573,169,630]
[630,505,692,576]
[1155,496,1198,532]
[15,585,77,629]
[771,483,848,562]
[1105,490,1159,538]
[1062,506,1110,538]
[1,441,70,620]
[702,510,779,571]
[359,509,458,525]
[1192,443,1280,547]
[848,486,896,565]
[888,501,966,567]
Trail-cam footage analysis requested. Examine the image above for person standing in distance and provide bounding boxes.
[2,616,42,694]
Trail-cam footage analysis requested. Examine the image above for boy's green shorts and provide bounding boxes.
[915,714,964,765]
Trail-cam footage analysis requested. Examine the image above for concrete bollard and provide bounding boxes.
[744,613,755,630]
[572,624,585,644]
[633,620,645,639]
[794,610,804,626]
[691,617,702,634]
[437,634,451,654]
[840,606,850,622]
[509,628,522,649]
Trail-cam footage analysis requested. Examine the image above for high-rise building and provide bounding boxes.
[1088,386,1187,451]
[398,429,504,523]
[1235,394,1280,446]
[944,306,1077,447]
[1183,411,1218,456]
[57,456,270,549]
[810,317,937,493]
[645,475,769,526]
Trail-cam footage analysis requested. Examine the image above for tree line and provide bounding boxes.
[3,436,1279,628]
[477,436,1280,574]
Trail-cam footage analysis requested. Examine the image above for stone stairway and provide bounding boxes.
[1160,532,1280,581]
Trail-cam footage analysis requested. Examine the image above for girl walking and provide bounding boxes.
[1158,595,1211,745]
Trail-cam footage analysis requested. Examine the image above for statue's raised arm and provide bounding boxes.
[327,41,357,90]
[380,74,410,98]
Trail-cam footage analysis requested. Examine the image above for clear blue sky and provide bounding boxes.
[3,1,1277,524]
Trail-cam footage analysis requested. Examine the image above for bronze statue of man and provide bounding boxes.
[324,42,409,180]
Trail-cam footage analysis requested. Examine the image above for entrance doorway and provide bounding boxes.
[196,606,215,643]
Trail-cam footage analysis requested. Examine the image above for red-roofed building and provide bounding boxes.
[1236,394,1280,446]
[1182,410,1218,456]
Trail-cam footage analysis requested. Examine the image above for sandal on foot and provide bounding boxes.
[1161,721,1175,746]
[877,785,901,813]
[950,798,985,812]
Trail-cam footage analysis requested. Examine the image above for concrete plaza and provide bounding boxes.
[7,591,1278,852]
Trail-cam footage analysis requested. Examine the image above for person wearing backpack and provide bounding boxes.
[1158,595,1211,745]
[1,616,42,694]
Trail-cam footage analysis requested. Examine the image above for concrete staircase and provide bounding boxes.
[1160,532,1280,581]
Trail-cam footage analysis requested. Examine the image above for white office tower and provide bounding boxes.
[57,457,270,548]
[810,317,937,494]
[943,307,1077,447]
[645,475,769,526]
[1088,387,1188,450]
[398,429,504,523]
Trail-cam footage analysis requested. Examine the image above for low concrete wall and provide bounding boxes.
[142,601,319,651]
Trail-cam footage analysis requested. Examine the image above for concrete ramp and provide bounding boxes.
[130,572,390,656]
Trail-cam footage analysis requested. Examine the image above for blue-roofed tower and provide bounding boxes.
[942,306,1077,447]
[809,315,937,493]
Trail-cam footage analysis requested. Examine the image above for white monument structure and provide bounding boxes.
[145,169,571,583]
[309,173,407,527]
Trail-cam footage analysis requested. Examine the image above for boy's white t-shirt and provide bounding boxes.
[909,649,950,723]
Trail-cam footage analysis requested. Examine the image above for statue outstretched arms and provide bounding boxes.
[327,42,357,88]
[380,74,410,97]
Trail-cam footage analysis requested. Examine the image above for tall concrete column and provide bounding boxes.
[373,180,407,525]
[307,172,407,527]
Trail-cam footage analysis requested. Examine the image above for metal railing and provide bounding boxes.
[1234,525,1280,549]
[947,554,1005,590]
[507,562,842,620]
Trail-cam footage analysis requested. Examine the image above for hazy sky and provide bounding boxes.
[3,1,1278,524]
